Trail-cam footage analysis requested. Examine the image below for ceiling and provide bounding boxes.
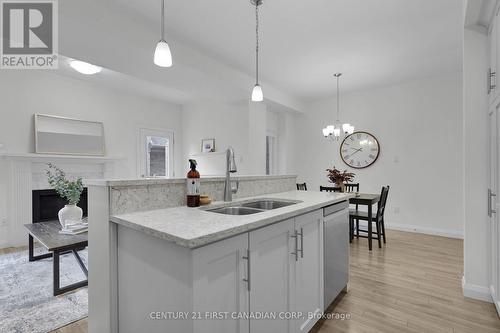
[114,0,463,101]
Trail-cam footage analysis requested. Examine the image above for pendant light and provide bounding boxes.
[322,73,354,140]
[154,0,172,67]
[251,0,263,102]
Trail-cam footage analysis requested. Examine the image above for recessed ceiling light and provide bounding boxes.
[69,60,102,75]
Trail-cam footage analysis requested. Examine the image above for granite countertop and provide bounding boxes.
[84,174,297,187]
[110,190,353,249]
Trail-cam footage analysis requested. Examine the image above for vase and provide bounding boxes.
[58,204,83,229]
[335,182,345,192]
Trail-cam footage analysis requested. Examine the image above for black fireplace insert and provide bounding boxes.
[32,188,88,223]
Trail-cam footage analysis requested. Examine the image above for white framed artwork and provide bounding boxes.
[34,114,105,156]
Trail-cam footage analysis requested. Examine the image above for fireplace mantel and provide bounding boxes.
[0,152,123,163]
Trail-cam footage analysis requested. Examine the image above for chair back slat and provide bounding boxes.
[296,183,307,191]
[320,186,341,192]
[376,186,390,221]
[344,183,359,192]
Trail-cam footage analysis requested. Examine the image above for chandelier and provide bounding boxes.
[322,73,354,140]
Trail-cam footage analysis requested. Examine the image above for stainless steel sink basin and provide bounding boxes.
[205,199,301,215]
[240,200,297,210]
[207,206,263,215]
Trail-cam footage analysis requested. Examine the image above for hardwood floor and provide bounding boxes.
[311,230,500,333]
[3,230,497,333]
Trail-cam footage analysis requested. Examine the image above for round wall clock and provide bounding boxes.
[340,131,380,169]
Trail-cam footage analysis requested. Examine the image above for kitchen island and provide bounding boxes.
[85,176,351,333]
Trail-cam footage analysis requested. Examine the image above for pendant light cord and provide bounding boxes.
[255,2,259,85]
[161,0,165,40]
[336,74,340,122]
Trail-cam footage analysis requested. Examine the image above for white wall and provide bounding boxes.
[266,109,298,175]
[296,73,464,238]
[181,100,251,175]
[462,28,490,300]
[248,102,267,175]
[0,162,6,245]
[181,100,299,177]
[0,71,184,177]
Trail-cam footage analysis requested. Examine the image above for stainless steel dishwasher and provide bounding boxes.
[323,200,349,310]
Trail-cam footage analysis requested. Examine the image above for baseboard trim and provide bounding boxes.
[385,223,463,239]
[0,240,10,250]
[462,276,492,302]
[490,285,500,315]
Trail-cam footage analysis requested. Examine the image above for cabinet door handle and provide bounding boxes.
[297,228,304,258]
[489,69,497,93]
[489,189,497,217]
[290,230,298,261]
[242,249,250,291]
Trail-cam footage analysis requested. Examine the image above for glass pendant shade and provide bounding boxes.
[251,84,263,102]
[326,125,334,134]
[342,123,351,133]
[333,128,341,137]
[347,125,355,134]
[154,40,172,67]
[322,128,329,137]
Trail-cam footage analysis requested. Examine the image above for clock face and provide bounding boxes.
[340,131,380,169]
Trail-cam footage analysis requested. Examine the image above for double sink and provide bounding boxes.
[206,199,301,215]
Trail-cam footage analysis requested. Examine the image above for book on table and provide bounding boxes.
[59,221,88,235]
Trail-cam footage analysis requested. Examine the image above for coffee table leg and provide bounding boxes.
[72,249,88,278]
[28,234,52,262]
[53,249,88,296]
[53,250,60,295]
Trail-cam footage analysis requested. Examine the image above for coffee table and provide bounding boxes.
[24,221,88,296]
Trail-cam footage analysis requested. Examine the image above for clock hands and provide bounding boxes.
[349,147,363,157]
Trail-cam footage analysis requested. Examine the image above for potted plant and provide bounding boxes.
[326,167,355,192]
[46,163,84,228]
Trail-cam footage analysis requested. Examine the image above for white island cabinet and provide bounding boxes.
[115,209,326,333]
[86,186,352,333]
[249,218,295,333]
[293,210,324,332]
[250,210,323,333]
[192,233,250,333]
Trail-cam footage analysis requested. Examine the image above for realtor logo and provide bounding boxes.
[1,0,58,69]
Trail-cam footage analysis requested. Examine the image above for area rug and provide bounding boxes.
[0,248,88,333]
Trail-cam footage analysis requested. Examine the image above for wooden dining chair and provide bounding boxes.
[344,183,359,192]
[320,186,341,192]
[296,183,307,191]
[349,186,390,248]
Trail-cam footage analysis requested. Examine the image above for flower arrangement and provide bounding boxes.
[46,163,84,205]
[326,167,355,185]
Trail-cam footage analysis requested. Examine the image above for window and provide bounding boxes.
[146,136,169,177]
[138,128,174,178]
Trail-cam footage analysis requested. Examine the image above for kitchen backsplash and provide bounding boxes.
[103,175,298,215]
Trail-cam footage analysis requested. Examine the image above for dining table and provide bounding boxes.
[349,193,381,250]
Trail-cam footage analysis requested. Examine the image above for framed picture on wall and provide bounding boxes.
[201,139,215,153]
[34,114,105,156]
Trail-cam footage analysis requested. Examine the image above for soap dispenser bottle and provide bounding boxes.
[186,159,200,207]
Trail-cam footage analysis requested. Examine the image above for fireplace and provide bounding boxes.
[32,188,88,223]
